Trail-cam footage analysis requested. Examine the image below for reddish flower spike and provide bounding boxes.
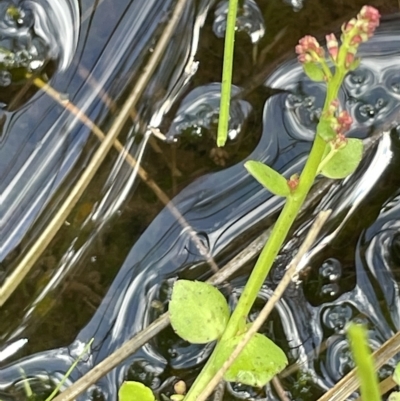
[359,5,380,25]
[295,35,324,63]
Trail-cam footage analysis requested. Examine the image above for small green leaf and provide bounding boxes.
[169,280,230,344]
[317,119,336,142]
[393,363,400,385]
[320,138,363,179]
[245,161,290,197]
[215,332,288,387]
[303,62,325,81]
[389,392,400,401]
[119,381,155,401]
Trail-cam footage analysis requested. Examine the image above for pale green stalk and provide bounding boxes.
[347,324,381,401]
[217,0,238,147]
[184,63,346,400]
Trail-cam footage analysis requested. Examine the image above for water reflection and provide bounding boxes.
[1,3,400,401]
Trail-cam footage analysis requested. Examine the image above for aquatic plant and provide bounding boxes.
[168,4,382,400]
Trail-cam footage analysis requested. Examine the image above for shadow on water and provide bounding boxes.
[1,0,400,400]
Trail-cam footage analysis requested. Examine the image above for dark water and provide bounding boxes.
[1,0,400,400]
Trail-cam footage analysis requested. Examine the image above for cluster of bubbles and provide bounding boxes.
[0,0,78,105]
[0,2,49,86]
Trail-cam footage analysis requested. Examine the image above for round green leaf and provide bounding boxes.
[169,280,230,344]
[321,138,363,179]
[303,62,325,82]
[215,332,288,387]
[244,161,290,197]
[119,381,155,401]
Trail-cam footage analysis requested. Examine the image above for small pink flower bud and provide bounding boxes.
[287,174,299,191]
[326,33,338,61]
[350,34,362,45]
[296,35,324,63]
[337,110,353,133]
[359,5,380,25]
[340,7,380,63]
[342,18,357,34]
[345,51,356,69]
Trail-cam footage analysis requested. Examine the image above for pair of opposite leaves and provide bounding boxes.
[169,280,288,388]
[245,138,363,198]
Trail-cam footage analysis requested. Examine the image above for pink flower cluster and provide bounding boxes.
[336,111,353,133]
[342,5,380,40]
[296,6,380,69]
[340,5,380,67]
[295,35,324,63]
[324,99,353,144]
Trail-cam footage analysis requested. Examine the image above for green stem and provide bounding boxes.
[347,324,381,401]
[217,0,238,147]
[184,62,346,401]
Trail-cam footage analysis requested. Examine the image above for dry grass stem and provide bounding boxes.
[317,330,400,401]
[0,0,193,306]
[272,376,291,401]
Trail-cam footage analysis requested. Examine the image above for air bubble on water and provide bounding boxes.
[167,83,251,143]
[213,0,265,44]
[324,337,355,380]
[322,304,352,331]
[375,97,387,111]
[320,283,340,298]
[344,68,374,96]
[319,258,342,281]
[358,103,375,119]
[384,69,400,95]
[351,315,369,326]
[337,345,354,373]
[303,96,315,108]
[391,81,400,93]
[15,49,31,67]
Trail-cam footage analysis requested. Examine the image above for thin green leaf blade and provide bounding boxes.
[169,280,230,344]
[347,323,381,401]
[215,333,288,387]
[320,138,363,179]
[245,161,290,197]
[119,381,155,401]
